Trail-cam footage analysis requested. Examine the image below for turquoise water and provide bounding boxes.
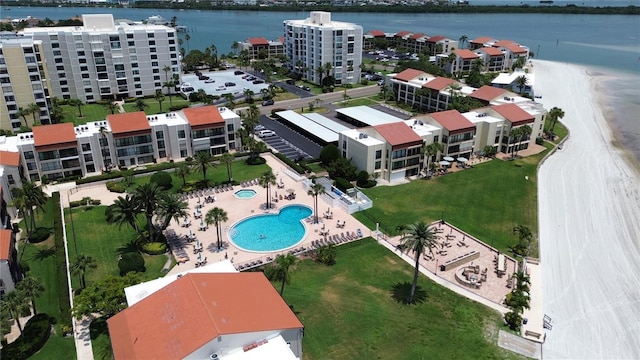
[230,205,312,252]
[234,189,257,199]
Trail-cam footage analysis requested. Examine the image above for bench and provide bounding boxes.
[525,330,542,339]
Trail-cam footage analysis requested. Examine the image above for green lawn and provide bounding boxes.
[29,333,76,360]
[121,96,191,115]
[61,103,113,125]
[354,148,549,257]
[65,206,167,289]
[340,97,380,107]
[283,239,523,359]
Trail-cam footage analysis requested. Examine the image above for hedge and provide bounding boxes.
[69,198,102,208]
[140,242,168,255]
[106,181,126,193]
[273,153,306,174]
[52,193,72,330]
[245,156,266,166]
[150,171,173,190]
[118,252,146,276]
[28,227,51,243]
[0,313,52,359]
[334,177,354,192]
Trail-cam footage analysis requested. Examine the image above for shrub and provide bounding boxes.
[245,156,266,165]
[28,227,51,243]
[106,181,126,193]
[118,252,146,276]
[150,171,173,190]
[334,177,353,192]
[124,97,137,103]
[0,313,52,359]
[140,242,168,255]
[535,137,544,145]
[273,153,305,174]
[314,244,337,265]
[319,144,340,165]
[69,198,101,208]
[169,104,190,111]
[358,180,377,188]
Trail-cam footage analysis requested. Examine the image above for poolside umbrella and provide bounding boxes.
[197,253,202,262]
[457,157,468,163]
[439,160,451,166]
[200,218,205,227]
[196,239,200,248]
[189,229,193,238]
[443,156,455,162]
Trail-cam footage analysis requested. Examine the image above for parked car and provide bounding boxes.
[246,76,256,81]
[198,75,210,81]
[298,85,311,91]
[234,70,244,75]
[215,85,227,91]
[378,79,385,86]
[285,79,296,85]
[205,79,215,83]
[257,130,276,138]
[262,99,274,106]
[225,82,236,87]
[253,79,264,84]
[254,124,266,131]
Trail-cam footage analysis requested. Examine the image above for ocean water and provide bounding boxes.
[5,7,640,162]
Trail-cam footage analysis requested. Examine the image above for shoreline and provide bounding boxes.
[534,59,640,358]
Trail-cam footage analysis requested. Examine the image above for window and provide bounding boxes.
[151,54,158,60]
[148,40,156,46]
[153,75,160,80]
[147,33,154,38]
[80,66,88,71]
[77,51,85,57]
[128,41,135,47]
[178,130,186,139]
[51,43,60,49]
[96,65,107,72]
[24,151,35,160]
[54,58,63,64]
[375,150,382,159]
[53,50,61,56]
[151,61,158,67]
[81,143,91,151]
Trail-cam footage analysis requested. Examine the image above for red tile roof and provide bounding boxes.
[247,37,269,46]
[470,36,495,45]
[107,112,151,135]
[0,230,12,260]
[410,33,426,40]
[501,43,528,54]
[369,30,385,37]
[431,110,475,134]
[395,31,410,37]
[0,150,20,167]
[182,106,225,127]
[107,273,303,360]
[277,36,284,43]
[393,68,424,82]
[33,123,76,148]
[423,77,456,91]
[480,47,504,56]
[469,85,507,103]
[454,49,479,60]
[492,40,515,47]
[492,103,534,126]
[426,35,447,43]
[374,122,423,148]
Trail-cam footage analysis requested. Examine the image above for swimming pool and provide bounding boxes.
[234,189,257,199]
[230,205,312,252]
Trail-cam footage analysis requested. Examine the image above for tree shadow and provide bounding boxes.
[30,246,56,261]
[116,240,139,255]
[390,281,428,305]
[89,318,109,340]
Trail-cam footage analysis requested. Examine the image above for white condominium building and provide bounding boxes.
[21,14,181,103]
[284,11,363,86]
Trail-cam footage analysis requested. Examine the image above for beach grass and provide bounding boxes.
[283,238,522,359]
[354,149,548,257]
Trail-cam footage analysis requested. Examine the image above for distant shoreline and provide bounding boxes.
[4,2,639,16]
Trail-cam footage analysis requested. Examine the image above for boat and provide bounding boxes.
[539,0,554,3]
[176,25,187,32]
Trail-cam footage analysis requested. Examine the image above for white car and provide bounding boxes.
[257,130,276,138]
[215,85,227,91]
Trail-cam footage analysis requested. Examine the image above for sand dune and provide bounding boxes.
[534,60,640,359]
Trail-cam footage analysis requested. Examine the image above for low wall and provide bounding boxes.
[440,250,480,272]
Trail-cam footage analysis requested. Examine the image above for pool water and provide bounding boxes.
[234,189,257,199]
[230,205,312,252]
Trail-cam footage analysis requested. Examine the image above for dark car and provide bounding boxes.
[285,79,296,85]
[225,82,236,87]
[262,99,274,106]
[253,79,264,84]
[198,75,210,81]
[298,85,310,91]
[246,76,256,81]
[234,70,244,75]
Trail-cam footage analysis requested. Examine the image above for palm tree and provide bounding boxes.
[220,152,235,182]
[459,34,469,49]
[156,193,189,232]
[509,126,524,158]
[155,90,166,113]
[548,106,565,133]
[399,221,439,304]
[513,270,531,293]
[28,103,40,125]
[68,98,84,118]
[307,183,325,224]
[106,101,119,115]
[315,63,325,85]
[184,33,191,52]
[106,195,141,234]
[205,207,228,250]
[3,291,29,335]
[21,181,48,234]
[222,93,235,109]
[323,62,333,86]
[16,107,31,128]
[17,277,44,315]
[513,224,533,256]
[132,183,162,243]
[243,88,254,103]
[134,99,148,113]
[231,41,240,55]
[71,255,97,290]
[513,125,532,158]
[273,254,297,296]
[192,151,216,184]
[174,163,191,187]
[163,80,176,108]
[422,142,444,174]
[259,170,276,209]
[514,75,528,95]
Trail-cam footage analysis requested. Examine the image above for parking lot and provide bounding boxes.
[181,70,269,98]
[257,115,322,161]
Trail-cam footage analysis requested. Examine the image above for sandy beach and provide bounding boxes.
[534,60,640,359]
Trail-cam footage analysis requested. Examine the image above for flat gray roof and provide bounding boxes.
[336,106,405,126]
[276,110,339,143]
[302,113,350,133]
